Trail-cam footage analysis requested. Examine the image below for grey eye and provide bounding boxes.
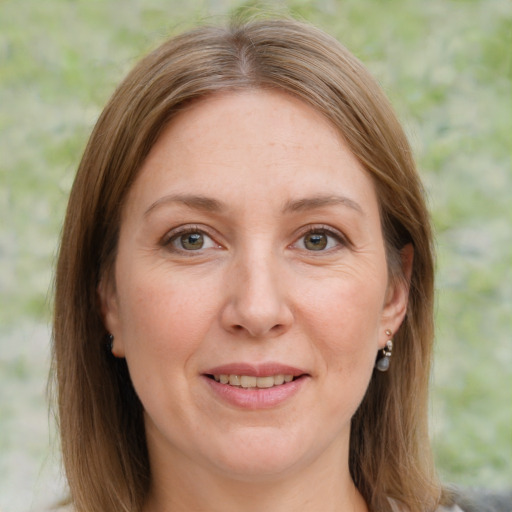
[303,233,328,251]
[169,231,217,251]
[179,233,205,250]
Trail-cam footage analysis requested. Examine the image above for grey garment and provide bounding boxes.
[452,487,512,512]
[389,500,464,512]
[390,488,512,512]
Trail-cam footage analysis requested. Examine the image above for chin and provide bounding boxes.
[201,427,323,482]
[212,455,303,483]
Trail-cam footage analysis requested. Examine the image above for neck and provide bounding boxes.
[143,445,368,512]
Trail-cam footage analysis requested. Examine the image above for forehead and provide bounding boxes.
[125,89,379,218]
[149,89,345,162]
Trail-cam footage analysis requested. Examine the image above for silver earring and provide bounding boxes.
[107,333,114,352]
[375,329,393,372]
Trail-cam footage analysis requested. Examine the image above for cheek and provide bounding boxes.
[298,269,387,371]
[115,265,220,367]
[114,267,223,429]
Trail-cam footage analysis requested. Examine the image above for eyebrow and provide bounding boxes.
[144,194,225,216]
[282,195,364,215]
[144,193,364,217]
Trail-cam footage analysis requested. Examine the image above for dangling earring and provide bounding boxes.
[375,329,393,372]
[107,333,114,353]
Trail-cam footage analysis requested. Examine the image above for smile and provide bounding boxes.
[203,363,308,408]
[211,374,295,388]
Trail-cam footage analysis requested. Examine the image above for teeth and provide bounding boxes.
[229,375,241,386]
[213,374,296,388]
[274,374,285,385]
[254,376,274,388]
[240,376,257,388]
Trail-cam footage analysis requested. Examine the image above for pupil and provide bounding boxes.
[305,233,327,250]
[181,233,203,250]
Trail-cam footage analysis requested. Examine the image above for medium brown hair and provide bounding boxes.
[52,17,448,512]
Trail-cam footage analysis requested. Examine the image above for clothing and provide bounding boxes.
[57,502,466,511]
[390,500,464,512]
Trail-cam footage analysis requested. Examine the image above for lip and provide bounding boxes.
[202,362,310,410]
[205,362,307,378]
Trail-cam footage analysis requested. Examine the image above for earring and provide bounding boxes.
[375,329,393,372]
[107,333,114,353]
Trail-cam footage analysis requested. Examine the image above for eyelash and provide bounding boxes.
[293,225,348,253]
[161,224,348,255]
[161,225,220,254]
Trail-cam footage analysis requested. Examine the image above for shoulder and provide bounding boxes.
[451,486,512,512]
[389,500,466,512]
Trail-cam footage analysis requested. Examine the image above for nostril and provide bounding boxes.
[268,323,287,335]
[231,322,285,337]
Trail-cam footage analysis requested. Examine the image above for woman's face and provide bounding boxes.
[100,90,410,483]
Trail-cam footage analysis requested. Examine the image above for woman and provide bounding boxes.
[52,17,460,512]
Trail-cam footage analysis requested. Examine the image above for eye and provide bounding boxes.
[303,232,329,251]
[294,228,345,252]
[165,228,219,252]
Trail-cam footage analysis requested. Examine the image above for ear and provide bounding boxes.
[380,243,414,344]
[97,275,126,358]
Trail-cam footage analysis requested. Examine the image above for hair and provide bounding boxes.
[51,17,450,512]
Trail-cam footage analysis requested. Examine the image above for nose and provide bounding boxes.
[220,251,294,339]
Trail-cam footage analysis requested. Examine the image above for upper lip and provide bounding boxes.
[204,362,308,377]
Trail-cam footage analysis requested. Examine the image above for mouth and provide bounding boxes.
[203,364,309,408]
[206,373,300,389]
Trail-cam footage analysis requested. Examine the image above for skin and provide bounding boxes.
[99,90,412,512]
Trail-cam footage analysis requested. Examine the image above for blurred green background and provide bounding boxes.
[1,0,511,510]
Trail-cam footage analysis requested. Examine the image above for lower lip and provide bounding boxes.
[203,376,308,409]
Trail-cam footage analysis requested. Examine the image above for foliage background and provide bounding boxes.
[1,0,510,510]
